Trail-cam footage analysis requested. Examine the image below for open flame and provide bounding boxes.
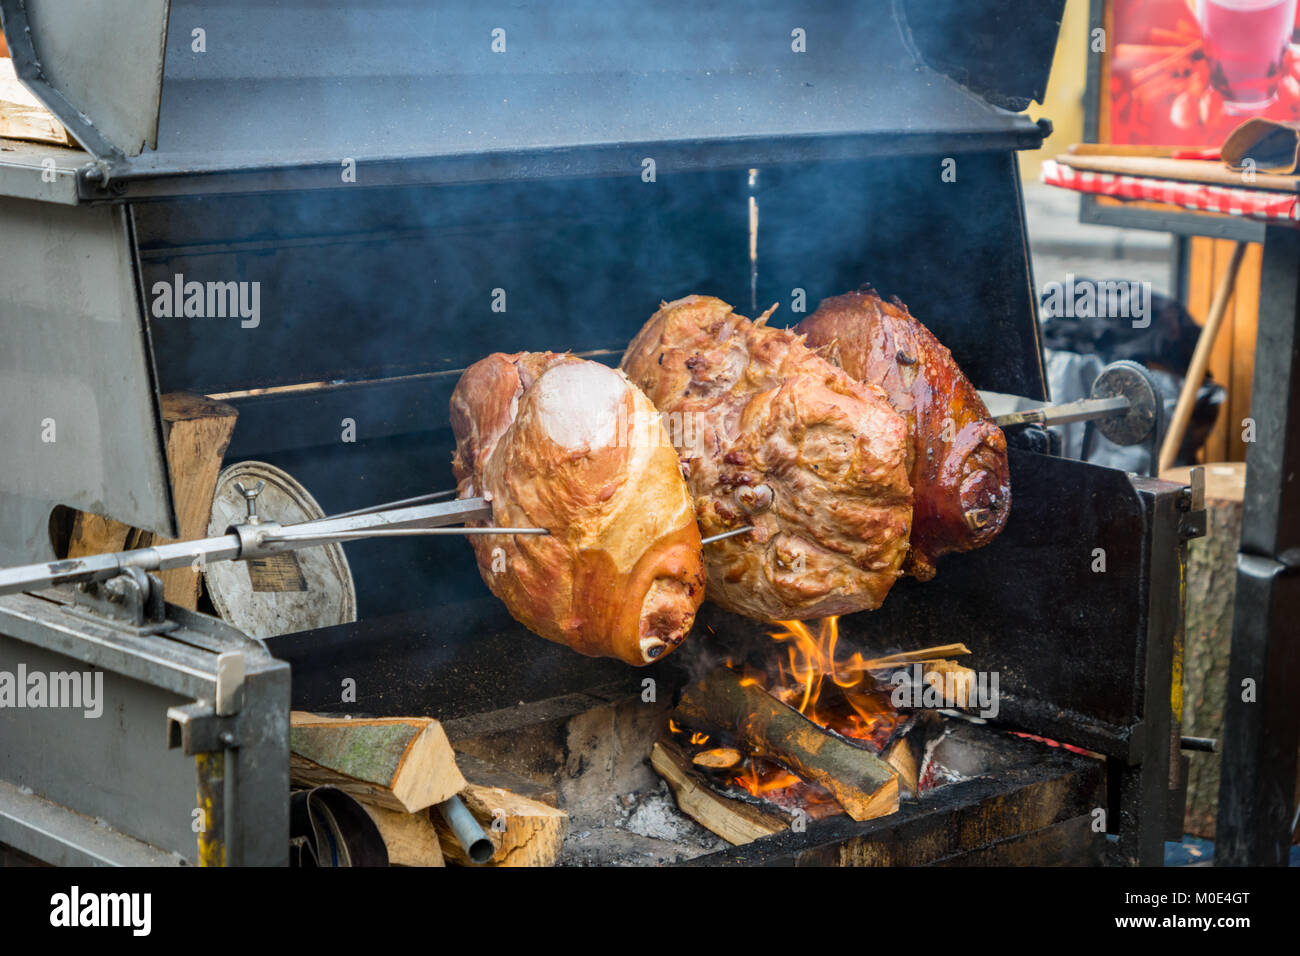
[763,616,902,750]
[680,616,904,807]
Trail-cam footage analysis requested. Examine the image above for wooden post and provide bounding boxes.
[1161,462,1244,838]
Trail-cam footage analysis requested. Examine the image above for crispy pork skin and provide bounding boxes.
[451,352,705,665]
[796,290,1010,580]
[620,296,912,621]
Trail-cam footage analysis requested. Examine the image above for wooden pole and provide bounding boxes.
[1158,241,1247,474]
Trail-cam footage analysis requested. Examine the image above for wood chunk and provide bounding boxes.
[453,752,559,805]
[692,746,742,770]
[923,660,977,707]
[433,783,569,867]
[146,394,239,609]
[862,643,971,671]
[674,669,898,822]
[63,393,237,611]
[290,712,466,813]
[0,58,74,146]
[884,736,920,798]
[66,512,134,559]
[360,804,445,867]
[652,741,787,845]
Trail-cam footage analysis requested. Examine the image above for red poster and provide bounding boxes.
[1108,0,1300,144]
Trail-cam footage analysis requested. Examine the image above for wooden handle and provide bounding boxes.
[1158,241,1247,474]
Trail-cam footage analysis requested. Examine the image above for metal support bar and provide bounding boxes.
[1216,224,1300,866]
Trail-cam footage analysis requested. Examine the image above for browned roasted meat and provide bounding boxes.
[451,352,705,665]
[795,290,1010,580]
[620,295,913,621]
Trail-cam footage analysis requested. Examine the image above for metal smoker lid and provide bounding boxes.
[205,461,357,639]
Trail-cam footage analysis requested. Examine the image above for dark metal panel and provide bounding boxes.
[0,0,169,158]
[1239,226,1300,558]
[138,154,1046,401]
[57,0,1046,198]
[1215,558,1300,866]
[0,197,176,562]
[136,171,749,394]
[897,0,1066,110]
[758,151,1047,398]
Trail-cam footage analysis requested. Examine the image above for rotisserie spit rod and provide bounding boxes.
[0,494,546,598]
[994,395,1130,429]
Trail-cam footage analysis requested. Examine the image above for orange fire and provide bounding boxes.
[764,616,902,749]
[670,616,903,813]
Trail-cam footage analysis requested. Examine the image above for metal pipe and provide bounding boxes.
[1180,735,1218,753]
[435,796,494,864]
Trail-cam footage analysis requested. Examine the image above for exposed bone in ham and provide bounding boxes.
[451,352,705,665]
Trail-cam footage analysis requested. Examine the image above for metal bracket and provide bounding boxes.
[167,701,241,755]
[1177,466,1208,541]
[68,567,176,634]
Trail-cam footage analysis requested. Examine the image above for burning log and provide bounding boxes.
[651,740,788,845]
[674,669,898,822]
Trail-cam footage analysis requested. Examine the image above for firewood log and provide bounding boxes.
[359,804,446,867]
[432,783,568,867]
[674,669,899,821]
[651,740,787,845]
[289,712,466,813]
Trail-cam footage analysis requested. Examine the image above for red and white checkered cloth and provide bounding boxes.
[1041,159,1299,223]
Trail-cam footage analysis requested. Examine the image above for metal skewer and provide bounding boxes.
[702,525,754,545]
[263,527,549,544]
[323,489,458,520]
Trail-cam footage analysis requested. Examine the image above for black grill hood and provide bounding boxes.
[2,0,1065,200]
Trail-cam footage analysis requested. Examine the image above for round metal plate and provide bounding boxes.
[205,461,357,639]
[1090,361,1161,447]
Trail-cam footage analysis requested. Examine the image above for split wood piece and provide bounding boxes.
[692,746,742,770]
[0,58,74,146]
[674,669,899,822]
[289,712,466,813]
[432,783,569,867]
[860,643,971,671]
[140,394,239,609]
[359,804,446,867]
[922,660,977,707]
[651,740,788,845]
[65,393,238,611]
